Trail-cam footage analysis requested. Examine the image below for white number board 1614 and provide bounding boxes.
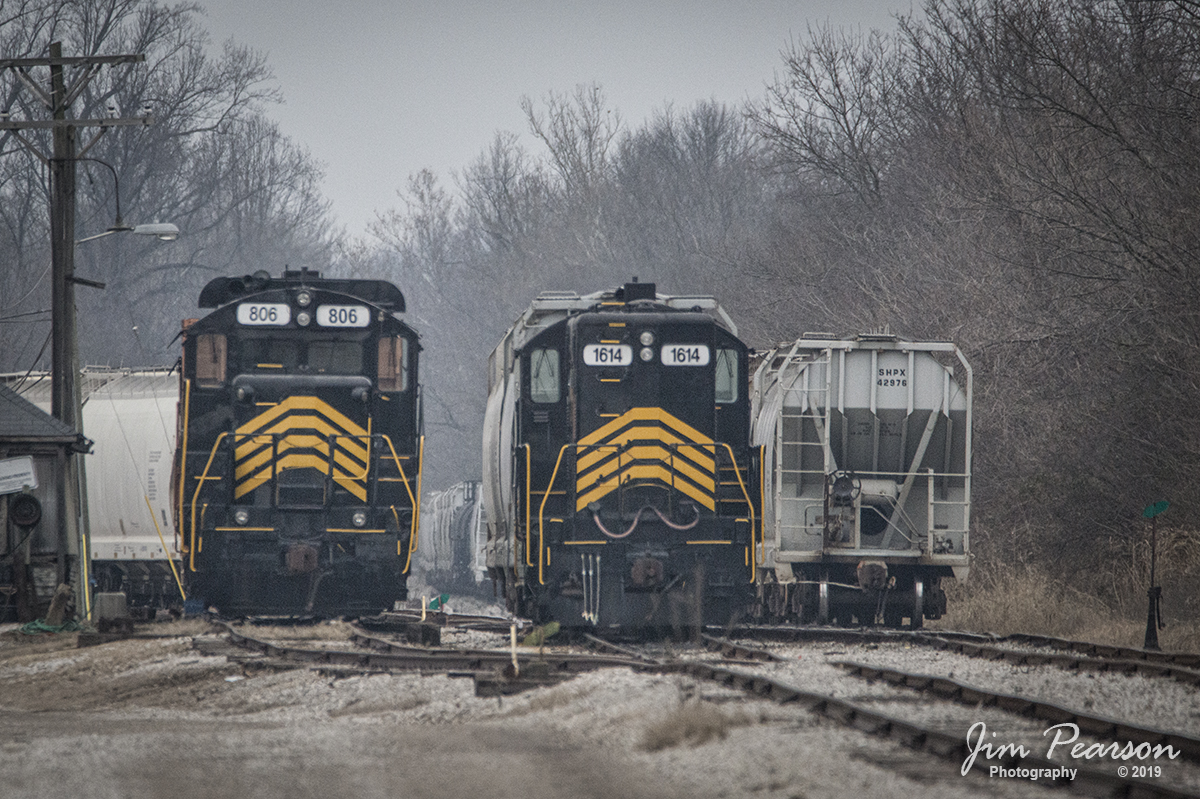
[317,304,370,328]
[236,303,291,326]
[661,344,710,366]
[582,344,632,366]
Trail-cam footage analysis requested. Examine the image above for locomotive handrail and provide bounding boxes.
[189,431,228,572]
[405,435,424,574]
[715,442,757,583]
[759,444,767,579]
[177,378,191,553]
[523,443,533,567]
[537,444,573,585]
[379,433,424,574]
[230,430,373,492]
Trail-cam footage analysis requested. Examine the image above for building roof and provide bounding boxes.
[0,381,86,447]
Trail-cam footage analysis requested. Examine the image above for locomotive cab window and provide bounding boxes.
[241,338,300,372]
[529,348,560,404]
[714,348,738,404]
[377,336,409,391]
[309,339,364,374]
[195,333,227,387]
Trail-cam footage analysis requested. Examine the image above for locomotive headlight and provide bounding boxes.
[233,508,250,526]
[352,511,368,528]
[295,290,313,307]
[296,311,312,327]
[639,331,655,346]
[640,347,654,362]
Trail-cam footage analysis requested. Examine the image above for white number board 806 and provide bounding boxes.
[237,303,291,326]
[317,304,370,328]
[661,344,710,366]
[582,344,632,366]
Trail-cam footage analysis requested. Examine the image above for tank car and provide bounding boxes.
[416,480,489,597]
[175,269,422,617]
[483,281,759,632]
[751,332,972,627]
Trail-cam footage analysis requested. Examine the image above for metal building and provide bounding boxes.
[0,382,90,622]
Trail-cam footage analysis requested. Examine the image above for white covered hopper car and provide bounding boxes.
[751,332,971,627]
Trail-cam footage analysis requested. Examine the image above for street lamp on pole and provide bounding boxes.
[70,156,177,621]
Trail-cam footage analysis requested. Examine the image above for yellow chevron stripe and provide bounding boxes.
[576,464,714,510]
[577,433,715,474]
[231,397,370,502]
[236,475,367,502]
[234,438,366,481]
[235,452,368,502]
[235,395,367,438]
[578,406,712,448]
[234,417,368,462]
[571,407,717,512]
[576,444,714,493]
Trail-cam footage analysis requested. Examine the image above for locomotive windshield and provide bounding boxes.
[714,348,738,403]
[233,335,365,375]
[529,348,560,403]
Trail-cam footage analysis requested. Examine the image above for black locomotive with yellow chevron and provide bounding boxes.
[482,281,759,632]
[175,269,421,617]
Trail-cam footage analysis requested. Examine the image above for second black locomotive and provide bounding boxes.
[482,281,759,631]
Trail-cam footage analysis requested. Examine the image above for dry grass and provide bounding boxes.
[935,537,1200,653]
[640,702,752,752]
[241,620,356,640]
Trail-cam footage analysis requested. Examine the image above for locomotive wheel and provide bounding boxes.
[910,581,924,630]
[817,578,830,625]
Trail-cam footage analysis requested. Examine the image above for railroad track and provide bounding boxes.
[680,635,1200,798]
[921,633,1200,686]
[199,619,1200,796]
[728,624,1200,686]
[836,660,1200,763]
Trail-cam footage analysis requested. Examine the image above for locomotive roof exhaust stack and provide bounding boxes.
[620,280,656,302]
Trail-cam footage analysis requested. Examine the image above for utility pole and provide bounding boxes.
[0,43,150,619]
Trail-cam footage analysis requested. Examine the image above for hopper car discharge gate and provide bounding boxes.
[752,334,971,628]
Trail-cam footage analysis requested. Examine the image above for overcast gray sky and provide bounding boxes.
[199,1,908,237]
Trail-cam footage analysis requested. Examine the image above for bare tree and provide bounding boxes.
[0,0,334,371]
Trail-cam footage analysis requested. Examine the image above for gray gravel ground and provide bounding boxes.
[1,621,1192,799]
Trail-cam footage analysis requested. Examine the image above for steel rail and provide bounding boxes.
[219,622,646,674]
[677,660,1200,799]
[723,625,1200,685]
[358,610,531,634]
[996,632,1200,670]
[699,633,785,663]
[917,635,1200,687]
[838,660,1200,764]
